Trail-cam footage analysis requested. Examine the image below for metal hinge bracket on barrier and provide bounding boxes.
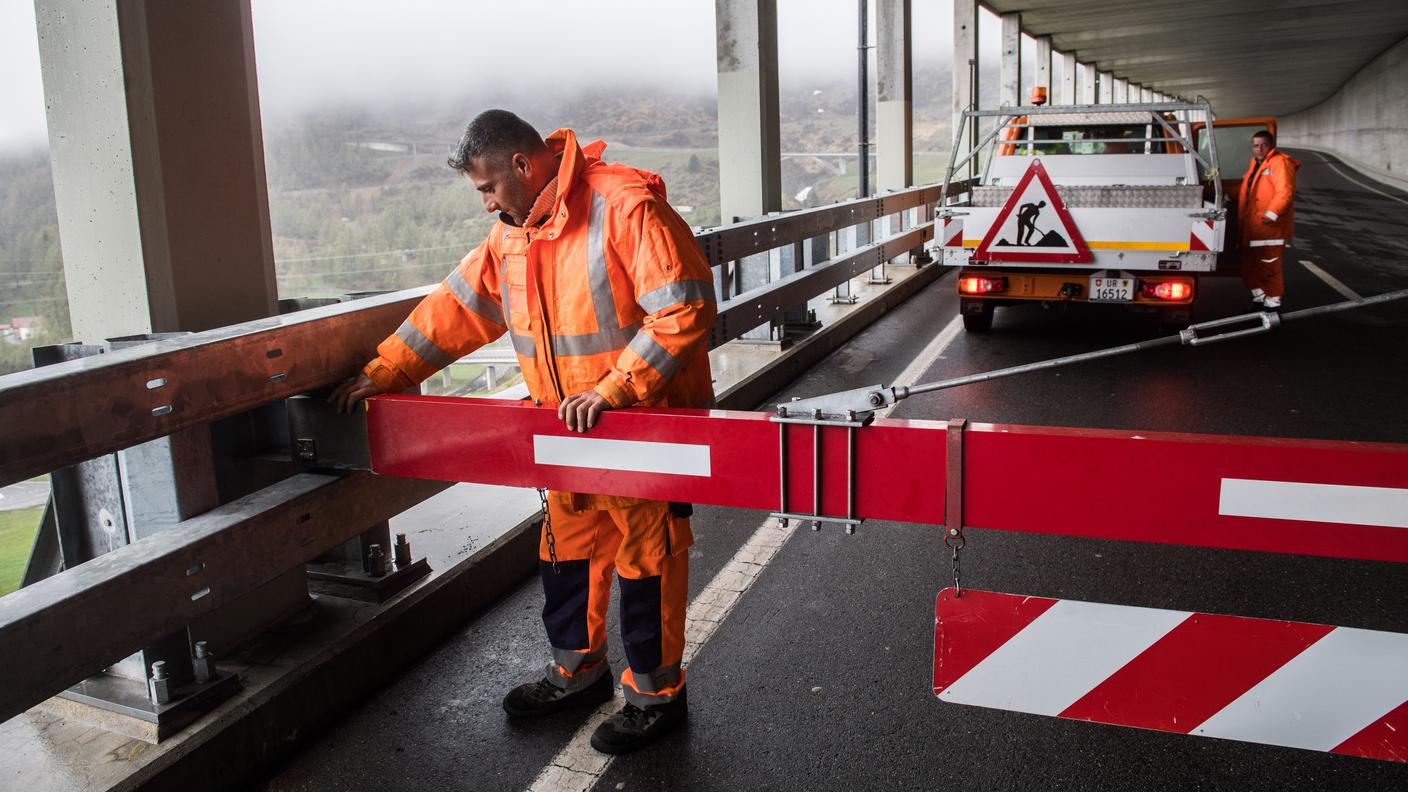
[945,419,967,596]
[771,399,874,533]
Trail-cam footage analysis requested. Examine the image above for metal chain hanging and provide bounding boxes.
[945,527,965,597]
[537,487,559,574]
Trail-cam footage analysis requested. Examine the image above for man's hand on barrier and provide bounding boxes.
[329,373,383,414]
[559,390,612,433]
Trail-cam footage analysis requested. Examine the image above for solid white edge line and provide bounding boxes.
[527,517,802,792]
[876,315,964,419]
[1193,627,1408,751]
[1296,259,1361,301]
[1311,154,1408,207]
[939,599,1189,716]
[1219,478,1408,529]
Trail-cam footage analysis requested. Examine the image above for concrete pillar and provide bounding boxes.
[1142,86,1154,103]
[876,0,912,192]
[1113,78,1128,103]
[1098,71,1114,103]
[999,12,1021,106]
[952,0,978,178]
[1032,36,1051,103]
[1059,51,1077,105]
[36,0,277,342]
[1080,62,1097,104]
[715,0,781,223]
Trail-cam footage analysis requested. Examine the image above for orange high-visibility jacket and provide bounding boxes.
[363,127,717,421]
[1238,147,1299,248]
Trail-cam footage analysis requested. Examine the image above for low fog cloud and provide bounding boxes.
[1,0,957,150]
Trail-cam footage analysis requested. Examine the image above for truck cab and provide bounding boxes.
[933,101,1227,331]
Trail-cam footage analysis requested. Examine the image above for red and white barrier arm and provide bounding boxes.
[934,589,1408,763]
[366,395,1408,564]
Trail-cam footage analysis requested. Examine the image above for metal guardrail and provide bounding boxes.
[0,182,953,489]
[0,182,947,724]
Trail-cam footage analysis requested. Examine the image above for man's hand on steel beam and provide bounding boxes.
[328,373,383,414]
[558,390,612,433]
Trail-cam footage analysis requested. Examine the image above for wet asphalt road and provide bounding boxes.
[254,150,1408,791]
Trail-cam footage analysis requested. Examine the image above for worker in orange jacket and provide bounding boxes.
[331,110,716,754]
[1238,130,1299,309]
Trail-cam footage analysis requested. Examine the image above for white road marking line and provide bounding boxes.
[533,435,712,477]
[876,315,964,419]
[1297,260,1361,301]
[1310,155,1408,207]
[1219,478,1408,529]
[939,599,1189,716]
[527,517,802,792]
[1194,627,1408,751]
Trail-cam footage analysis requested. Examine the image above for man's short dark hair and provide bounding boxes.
[447,110,546,173]
[1252,129,1275,147]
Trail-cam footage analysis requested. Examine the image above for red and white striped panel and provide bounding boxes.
[934,589,1408,762]
[1189,218,1215,252]
[942,217,964,247]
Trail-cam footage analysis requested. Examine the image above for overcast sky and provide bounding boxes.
[0,0,972,153]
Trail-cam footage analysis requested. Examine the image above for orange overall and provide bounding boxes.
[1238,148,1300,298]
[363,129,716,706]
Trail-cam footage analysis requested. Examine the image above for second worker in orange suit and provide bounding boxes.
[1238,130,1299,310]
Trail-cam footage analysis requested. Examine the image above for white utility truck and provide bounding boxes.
[931,101,1227,331]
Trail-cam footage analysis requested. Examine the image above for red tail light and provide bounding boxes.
[959,276,1006,295]
[1141,281,1192,301]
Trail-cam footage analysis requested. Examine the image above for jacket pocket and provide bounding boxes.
[504,255,530,332]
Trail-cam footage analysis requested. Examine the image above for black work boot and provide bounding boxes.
[502,670,613,718]
[589,686,688,754]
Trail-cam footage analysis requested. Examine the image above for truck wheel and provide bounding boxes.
[962,310,994,332]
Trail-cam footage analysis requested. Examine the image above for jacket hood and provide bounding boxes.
[545,128,668,207]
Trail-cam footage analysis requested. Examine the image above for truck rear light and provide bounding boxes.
[959,276,1006,295]
[1141,281,1191,301]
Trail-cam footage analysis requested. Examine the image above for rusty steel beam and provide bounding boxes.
[0,288,433,489]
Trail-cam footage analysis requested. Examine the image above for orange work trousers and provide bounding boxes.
[1241,243,1286,298]
[538,494,691,707]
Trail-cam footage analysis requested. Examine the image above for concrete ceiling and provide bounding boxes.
[984,0,1408,118]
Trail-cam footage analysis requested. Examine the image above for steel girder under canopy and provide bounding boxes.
[985,0,1408,118]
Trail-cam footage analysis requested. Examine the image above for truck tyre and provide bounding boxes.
[962,310,994,332]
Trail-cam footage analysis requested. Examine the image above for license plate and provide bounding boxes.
[1089,276,1134,302]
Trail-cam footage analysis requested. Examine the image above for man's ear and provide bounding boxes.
[512,152,532,179]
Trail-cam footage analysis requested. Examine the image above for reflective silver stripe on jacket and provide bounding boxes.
[502,190,704,364]
[444,267,505,327]
[554,322,641,356]
[628,332,681,379]
[586,191,620,335]
[1247,239,1286,247]
[637,279,716,314]
[395,319,455,369]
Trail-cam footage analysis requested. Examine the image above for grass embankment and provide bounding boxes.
[0,508,42,596]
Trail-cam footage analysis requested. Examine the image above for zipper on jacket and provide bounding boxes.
[525,232,566,402]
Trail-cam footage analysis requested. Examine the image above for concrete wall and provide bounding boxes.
[1279,34,1408,189]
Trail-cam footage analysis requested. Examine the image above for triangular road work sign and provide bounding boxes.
[974,159,1091,264]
